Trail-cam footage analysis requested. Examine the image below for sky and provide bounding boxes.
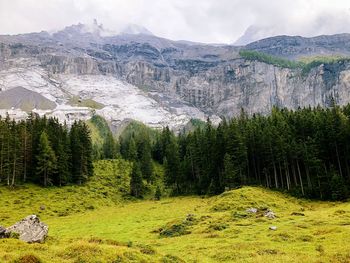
[0,0,350,44]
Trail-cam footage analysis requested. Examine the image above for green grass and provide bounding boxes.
[239,50,303,69]
[239,50,350,75]
[1,160,350,262]
[68,96,104,109]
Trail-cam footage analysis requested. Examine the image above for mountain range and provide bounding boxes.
[1,22,350,131]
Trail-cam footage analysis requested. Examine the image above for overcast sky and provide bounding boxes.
[0,0,350,44]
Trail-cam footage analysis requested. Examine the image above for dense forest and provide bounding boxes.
[2,103,350,201]
[0,114,93,186]
[121,103,350,200]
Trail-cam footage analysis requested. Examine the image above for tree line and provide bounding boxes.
[0,114,93,187]
[3,103,350,201]
[149,104,350,200]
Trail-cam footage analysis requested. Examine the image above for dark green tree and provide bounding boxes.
[36,131,57,186]
[130,162,144,198]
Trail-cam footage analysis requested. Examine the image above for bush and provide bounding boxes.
[14,254,42,263]
[331,174,348,201]
[159,222,190,237]
[155,185,162,200]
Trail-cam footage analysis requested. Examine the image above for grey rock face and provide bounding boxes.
[1,24,350,123]
[6,215,48,243]
[246,34,350,59]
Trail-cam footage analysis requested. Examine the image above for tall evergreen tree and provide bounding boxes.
[36,131,57,186]
[130,162,144,198]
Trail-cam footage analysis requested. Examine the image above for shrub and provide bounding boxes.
[14,254,42,263]
[159,222,190,237]
[331,174,348,201]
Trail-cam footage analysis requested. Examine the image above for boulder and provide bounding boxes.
[264,210,276,219]
[269,226,277,231]
[6,215,48,243]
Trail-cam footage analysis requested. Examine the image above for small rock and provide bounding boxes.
[269,226,277,231]
[246,207,258,213]
[264,210,276,219]
[39,205,46,211]
[6,215,48,243]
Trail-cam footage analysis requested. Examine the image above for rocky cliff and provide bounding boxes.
[0,24,350,129]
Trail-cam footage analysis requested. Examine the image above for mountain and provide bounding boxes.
[245,33,350,59]
[0,86,56,111]
[233,25,274,45]
[1,23,350,130]
[120,24,153,36]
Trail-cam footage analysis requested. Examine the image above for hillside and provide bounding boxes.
[1,159,350,262]
[0,86,56,111]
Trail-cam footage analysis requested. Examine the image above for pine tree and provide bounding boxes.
[36,131,57,186]
[223,153,240,189]
[137,132,153,182]
[130,162,144,198]
[155,185,162,200]
[127,137,138,161]
[55,128,71,186]
[103,131,118,159]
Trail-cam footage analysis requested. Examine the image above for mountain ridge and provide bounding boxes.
[1,23,350,130]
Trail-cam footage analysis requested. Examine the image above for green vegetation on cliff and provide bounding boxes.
[239,50,350,74]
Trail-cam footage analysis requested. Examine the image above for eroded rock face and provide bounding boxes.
[5,215,48,243]
[1,26,350,124]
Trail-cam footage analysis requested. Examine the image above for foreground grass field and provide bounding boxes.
[1,160,350,262]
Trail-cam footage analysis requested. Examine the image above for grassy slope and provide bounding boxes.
[1,160,350,262]
[239,50,350,75]
[68,96,104,109]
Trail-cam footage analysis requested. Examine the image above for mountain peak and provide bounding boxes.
[52,19,113,41]
[233,25,275,46]
[119,24,153,36]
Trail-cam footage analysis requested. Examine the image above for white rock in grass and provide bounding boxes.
[6,215,48,243]
[246,207,258,213]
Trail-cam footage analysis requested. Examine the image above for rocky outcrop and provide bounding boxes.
[5,215,48,243]
[245,34,350,59]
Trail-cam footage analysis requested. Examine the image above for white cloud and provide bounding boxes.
[0,0,349,43]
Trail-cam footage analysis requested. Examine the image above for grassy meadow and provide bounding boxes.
[0,160,350,262]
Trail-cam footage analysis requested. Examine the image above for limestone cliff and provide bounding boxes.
[0,24,350,128]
